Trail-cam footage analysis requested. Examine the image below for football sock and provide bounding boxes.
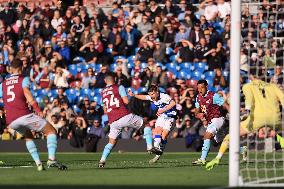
[47,134,57,161]
[216,135,229,159]
[276,134,284,148]
[26,140,41,166]
[201,139,211,161]
[144,127,153,150]
[154,135,162,148]
[100,143,114,162]
[161,139,167,151]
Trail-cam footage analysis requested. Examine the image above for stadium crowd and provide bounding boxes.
[0,0,283,151]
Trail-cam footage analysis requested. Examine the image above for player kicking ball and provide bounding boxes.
[98,72,152,168]
[128,85,177,163]
[0,59,67,171]
[192,80,229,165]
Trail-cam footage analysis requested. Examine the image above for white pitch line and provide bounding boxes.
[0,165,33,168]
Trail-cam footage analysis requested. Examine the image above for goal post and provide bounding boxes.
[229,0,241,187]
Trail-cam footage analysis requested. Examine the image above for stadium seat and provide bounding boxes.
[166,47,174,55]
[48,89,58,98]
[72,105,81,114]
[73,56,86,64]
[94,64,102,72]
[194,62,208,73]
[159,87,166,93]
[94,88,103,95]
[80,88,92,97]
[140,62,148,69]
[203,71,215,79]
[191,71,202,80]
[222,70,229,80]
[186,79,198,88]
[267,69,275,76]
[37,89,48,97]
[177,69,191,79]
[110,63,117,72]
[76,72,86,80]
[165,62,179,73]
[68,64,78,76]
[35,96,43,104]
[169,55,178,62]
[180,62,192,70]
[114,56,126,62]
[127,62,134,69]
[137,87,147,94]
[127,55,136,63]
[90,95,102,104]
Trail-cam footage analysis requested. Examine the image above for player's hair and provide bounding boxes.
[10,59,23,69]
[197,79,208,86]
[148,84,159,93]
[104,72,115,82]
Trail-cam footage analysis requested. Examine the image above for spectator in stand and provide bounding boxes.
[213,68,227,88]
[175,24,191,44]
[163,23,176,47]
[176,39,194,63]
[207,48,223,71]
[54,66,70,89]
[95,65,108,88]
[271,66,284,89]
[56,88,70,105]
[140,67,153,88]
[152,65,168,88]
[50,114,67,133]
[51,10,65,30]
[85,118,105,152]
[217,0,231,20]
[200,0,218,22]
[137,34,154,62]
[137,14,152,36]
[115,67,129,88]
[189,23,204,46]
[81,68,96,89]
[69,116,87,148]
[79,42,99,64]
[152,40,166,63]
[263,49,276,69]
[194,37,211,62]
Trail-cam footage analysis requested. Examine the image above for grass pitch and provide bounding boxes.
[0,152,228,189]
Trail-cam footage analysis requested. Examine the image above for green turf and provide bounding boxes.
[0,152,228,188]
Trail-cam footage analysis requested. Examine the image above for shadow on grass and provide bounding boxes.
[0,186,227,189]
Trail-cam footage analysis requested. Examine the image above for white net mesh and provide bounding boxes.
[239,0,284,186]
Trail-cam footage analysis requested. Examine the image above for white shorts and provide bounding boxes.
[206,117,225,137]
[155,116,176,131]
[8,113,47,135]
[109,113,143,140]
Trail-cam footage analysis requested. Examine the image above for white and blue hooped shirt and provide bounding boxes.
[146,92,177,119]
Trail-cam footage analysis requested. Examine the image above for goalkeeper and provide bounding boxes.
[206,69,284,170]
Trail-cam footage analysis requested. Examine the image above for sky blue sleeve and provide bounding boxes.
[0,83,2,98]
[118,85,127,97]
[35,72,43,83]
[22,77,30,88]
[213,93,225,106]
[195,97,200,108]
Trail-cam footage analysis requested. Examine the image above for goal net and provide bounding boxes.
[232,0,284,186]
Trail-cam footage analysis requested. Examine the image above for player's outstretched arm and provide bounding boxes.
[128,89,148,100]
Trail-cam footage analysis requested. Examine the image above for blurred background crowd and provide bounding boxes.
[0,0,283,152]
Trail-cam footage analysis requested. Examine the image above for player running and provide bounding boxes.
[128,85,177,163]
[206,71,284,170]
[192,80,229,165]
[98,72,152,168]
[0,59,67,171]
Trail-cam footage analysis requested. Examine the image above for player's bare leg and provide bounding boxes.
[41,122,67,170]
[99,138,117,168]
[24,130,44,171]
